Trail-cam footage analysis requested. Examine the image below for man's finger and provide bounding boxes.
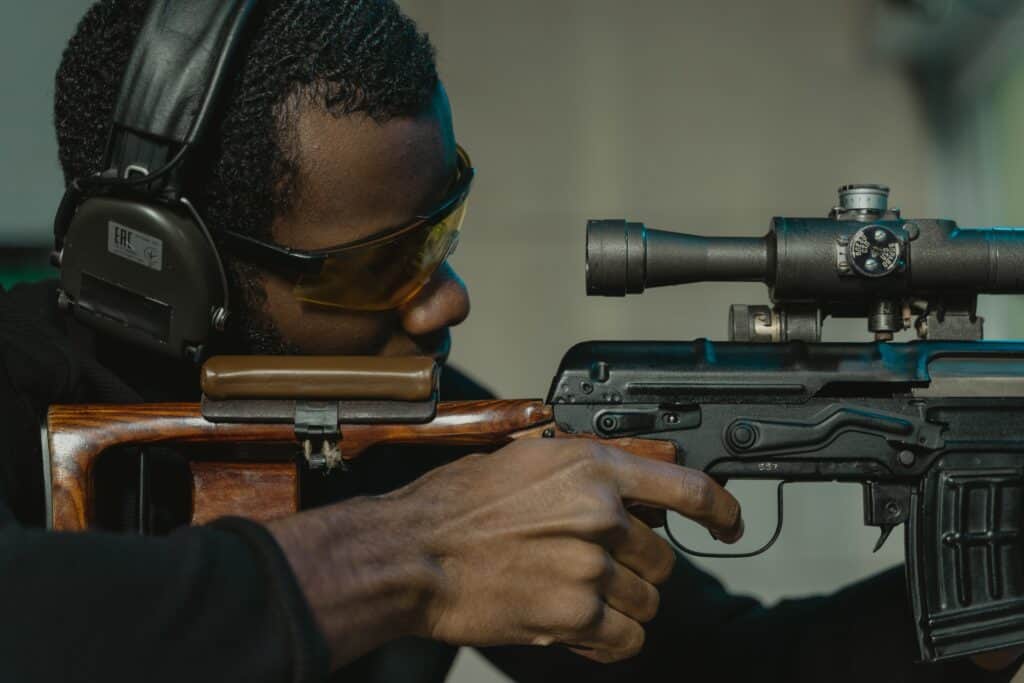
[605,449,744,543]
[606,513,676,585]
[565,605,646,663]
[626,503,666,528]
[601,558,660,624]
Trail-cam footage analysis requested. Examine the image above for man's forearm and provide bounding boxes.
[267,492,439,670]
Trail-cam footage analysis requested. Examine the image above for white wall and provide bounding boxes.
[0,1,95,245]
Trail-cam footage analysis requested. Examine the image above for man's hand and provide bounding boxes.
[407,439,743,662]
[269,438,742,669]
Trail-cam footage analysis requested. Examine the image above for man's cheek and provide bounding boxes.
[285,308,402,356]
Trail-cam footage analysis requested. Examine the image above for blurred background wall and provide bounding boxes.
[3,1,1024,681]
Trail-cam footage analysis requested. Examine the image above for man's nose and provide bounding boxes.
[399,263,470,336]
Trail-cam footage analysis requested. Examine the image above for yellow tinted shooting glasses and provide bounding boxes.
[223,145,473,310]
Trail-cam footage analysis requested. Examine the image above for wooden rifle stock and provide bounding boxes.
[47,400,676,531]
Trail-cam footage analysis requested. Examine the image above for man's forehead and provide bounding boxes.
[274,86,456,251]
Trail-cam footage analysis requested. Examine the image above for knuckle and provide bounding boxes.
[679,472,716,517]
[569,440,611,471]
[649,544,677,585]
[637,583,661,623]
[586,505,628,538]
[606,509,632,541]
[725,501,742,537]
[581,497,626,540]
[563,596,605,636]
[573,548,613,583]
[621,623,646,658]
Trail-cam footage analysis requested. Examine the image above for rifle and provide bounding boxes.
[45,183,1024,663]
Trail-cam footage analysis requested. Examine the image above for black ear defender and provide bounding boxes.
[52,0,261,362]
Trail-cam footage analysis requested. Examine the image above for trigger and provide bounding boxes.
[873,525,896,553]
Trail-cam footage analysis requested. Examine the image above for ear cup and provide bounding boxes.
[57,197,226,360]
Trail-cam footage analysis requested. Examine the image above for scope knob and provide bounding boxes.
[838,184,890,213]
[848,225,904,278]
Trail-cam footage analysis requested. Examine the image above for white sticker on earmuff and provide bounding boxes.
[107,221,163,271]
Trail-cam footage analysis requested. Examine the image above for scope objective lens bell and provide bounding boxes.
[585,219,769,296]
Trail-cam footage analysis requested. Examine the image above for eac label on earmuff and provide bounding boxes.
[108,221,163,271]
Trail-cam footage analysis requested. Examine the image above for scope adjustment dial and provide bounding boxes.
[848,225,904,278]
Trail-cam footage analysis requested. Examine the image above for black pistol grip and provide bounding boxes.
[906,452,1024,662]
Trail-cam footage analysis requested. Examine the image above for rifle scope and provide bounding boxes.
[585,184,1024,341]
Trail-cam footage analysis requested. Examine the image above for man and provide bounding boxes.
[2,0,740,680]
[0,0,1015,681]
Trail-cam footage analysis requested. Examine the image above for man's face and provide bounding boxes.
[259,84,470,360]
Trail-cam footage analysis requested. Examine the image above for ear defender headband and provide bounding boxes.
[53,0,261,362]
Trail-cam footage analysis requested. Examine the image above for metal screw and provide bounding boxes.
[542,428,555,438]
[903,222,920,240]
[185,345,204,364]
[864,258,880,273]
[599,416,617,432]
[885,501,902,519]
[580,381,594,395]
[897,450,916,467]
[873,229,888,243]
[664,413,679,425]
[56,289,72,312]
[210,307,228,332]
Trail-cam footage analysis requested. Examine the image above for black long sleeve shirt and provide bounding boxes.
[0,280,330,682]
[0,280,1017,683]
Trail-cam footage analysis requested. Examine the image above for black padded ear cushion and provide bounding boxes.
[59,197,225,360]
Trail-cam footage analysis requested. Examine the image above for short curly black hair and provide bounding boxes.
[54,0,439,350]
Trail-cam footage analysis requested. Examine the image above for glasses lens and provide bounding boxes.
[293,199,468,310]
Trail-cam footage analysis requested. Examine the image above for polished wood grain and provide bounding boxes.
[190,461,299,525]
[48,399,678,531]
[510,423,678,464]
[48,404,294,531]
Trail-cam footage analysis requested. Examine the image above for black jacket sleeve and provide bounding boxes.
[0,515,329,683]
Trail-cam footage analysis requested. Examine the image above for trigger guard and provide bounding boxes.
[666,481,787,559]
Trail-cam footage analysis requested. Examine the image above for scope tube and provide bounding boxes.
[910,226,1024,293]
[586,219,769,296]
